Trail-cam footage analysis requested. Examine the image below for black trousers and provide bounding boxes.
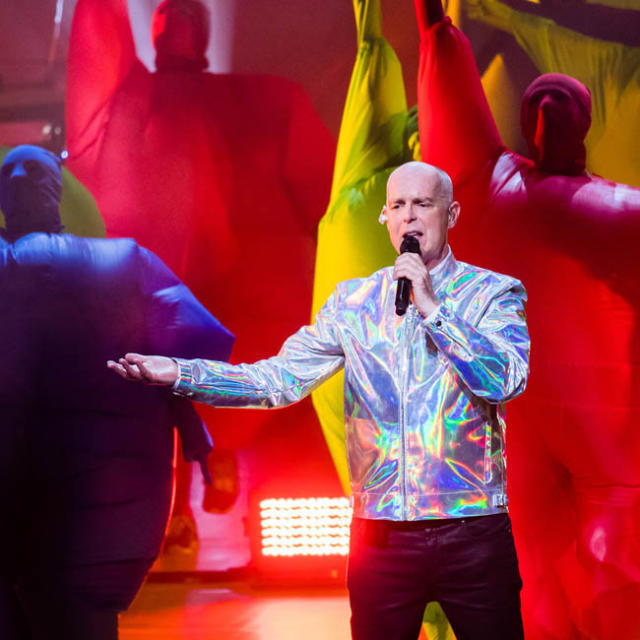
[347,514,524,640]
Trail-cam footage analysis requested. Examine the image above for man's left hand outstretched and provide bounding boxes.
[107,353,179,385]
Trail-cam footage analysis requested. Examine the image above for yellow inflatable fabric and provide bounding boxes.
[465,0,640,187]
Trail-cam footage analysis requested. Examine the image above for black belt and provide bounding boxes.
[355,513,504,531]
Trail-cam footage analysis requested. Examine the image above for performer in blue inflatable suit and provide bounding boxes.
[0,145,234,640]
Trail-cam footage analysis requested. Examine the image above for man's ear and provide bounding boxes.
[447,201,461,229]
[378,205,388,224]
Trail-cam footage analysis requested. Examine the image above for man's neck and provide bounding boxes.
[424,245,451,273]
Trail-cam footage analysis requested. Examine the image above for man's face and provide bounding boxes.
[384,167,458,269]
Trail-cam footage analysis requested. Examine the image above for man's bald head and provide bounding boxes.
[387,162,453,206]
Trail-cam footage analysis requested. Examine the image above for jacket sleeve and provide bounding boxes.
[173,291,345,408]
[424,279,529,403]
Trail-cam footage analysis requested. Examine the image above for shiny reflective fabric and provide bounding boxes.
[175,249,529,520]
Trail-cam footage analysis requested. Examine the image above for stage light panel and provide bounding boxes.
[259,497,351,557]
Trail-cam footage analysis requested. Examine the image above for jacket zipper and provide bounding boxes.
[399,305,416,520]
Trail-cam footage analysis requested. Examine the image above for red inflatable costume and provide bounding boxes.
[66,0,334,527]
[415,1,640,638]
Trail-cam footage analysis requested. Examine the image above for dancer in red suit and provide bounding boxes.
[66,0,335,534]
[414,1,640,639]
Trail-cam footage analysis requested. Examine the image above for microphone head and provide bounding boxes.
[400,234,420,254]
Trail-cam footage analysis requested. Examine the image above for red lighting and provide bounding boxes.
[259,497,351,557]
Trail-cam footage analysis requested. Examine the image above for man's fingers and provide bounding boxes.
[395,253,424,266]
[107,360,131,379]
[393,266,413,280]
[108,359,144,382]
[123,353,154,381]
[393,255,426,281]
[119,357,145,380]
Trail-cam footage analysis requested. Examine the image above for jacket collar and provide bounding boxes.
[429,246,457,292]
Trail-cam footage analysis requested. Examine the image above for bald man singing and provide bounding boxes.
[110,162,530,640]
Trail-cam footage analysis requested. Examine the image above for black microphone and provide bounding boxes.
[395,234,421,316]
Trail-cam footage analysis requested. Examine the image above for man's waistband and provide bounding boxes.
[353,513,505,531]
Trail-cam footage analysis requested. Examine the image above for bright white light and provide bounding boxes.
[54,0,64,25]
[259,497,352,557]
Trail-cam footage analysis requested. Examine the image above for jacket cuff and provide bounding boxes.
[421,302,442,324]
[421,302,452,330]
[172,358,195,397]
[423,302,475,363]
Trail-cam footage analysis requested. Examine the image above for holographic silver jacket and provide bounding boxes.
[173,249,529,520]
